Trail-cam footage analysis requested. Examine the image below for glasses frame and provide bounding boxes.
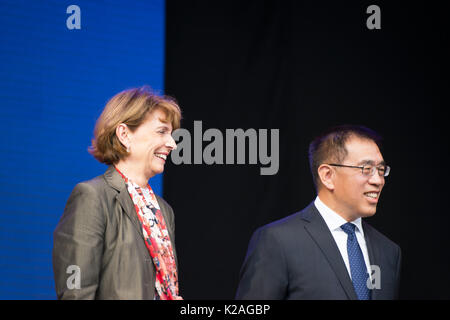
[327,163,390,177]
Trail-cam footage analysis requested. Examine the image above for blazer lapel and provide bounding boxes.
[302,203,358,300]
[103,166,144,240]
[362,221,380,300]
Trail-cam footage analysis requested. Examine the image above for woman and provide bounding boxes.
[53,87,182,299]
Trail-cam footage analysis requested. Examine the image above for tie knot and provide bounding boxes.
[341,222,356,235]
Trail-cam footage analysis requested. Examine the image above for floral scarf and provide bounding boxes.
[115,167,181,300]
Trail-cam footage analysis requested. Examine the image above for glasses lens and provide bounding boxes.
[362,166,373,176]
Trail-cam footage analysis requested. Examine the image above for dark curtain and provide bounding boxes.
[165,0,448,299]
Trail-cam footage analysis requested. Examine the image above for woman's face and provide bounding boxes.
[127,109,177,179]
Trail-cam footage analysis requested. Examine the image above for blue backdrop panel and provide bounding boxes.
[0,0,165,299]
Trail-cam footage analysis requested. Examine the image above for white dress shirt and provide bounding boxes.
[314,196,372,281]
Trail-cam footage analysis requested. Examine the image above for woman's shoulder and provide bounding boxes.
[69,169,117,200]
[74,174,108,192]
[63,171,117,218]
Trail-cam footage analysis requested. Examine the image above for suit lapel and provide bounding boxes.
[103,166,144,240]
[116,188,144,239]
[302,203,358,300]
[362,221,380,300]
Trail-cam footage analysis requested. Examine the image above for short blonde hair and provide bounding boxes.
[89,86,181,165]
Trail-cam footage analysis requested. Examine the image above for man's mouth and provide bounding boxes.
[364,192,380,202]
[364,192,378,198]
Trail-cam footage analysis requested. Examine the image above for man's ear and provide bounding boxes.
[318,164,335,191]
[115,123,130,150]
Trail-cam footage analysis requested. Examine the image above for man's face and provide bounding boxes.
[332,136,386,221]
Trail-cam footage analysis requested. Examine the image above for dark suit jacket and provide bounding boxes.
[236,202,401,300]
[52,166,178,299]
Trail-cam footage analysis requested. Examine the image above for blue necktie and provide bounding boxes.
[340,222,371,300]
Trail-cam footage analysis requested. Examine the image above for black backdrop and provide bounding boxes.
[164,0,449,299]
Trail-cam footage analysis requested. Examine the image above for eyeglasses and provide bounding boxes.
[327,163,390,177]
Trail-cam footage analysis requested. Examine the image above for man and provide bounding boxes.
[236,125,401,300]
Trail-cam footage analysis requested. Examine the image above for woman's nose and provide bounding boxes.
[166,134,177,150]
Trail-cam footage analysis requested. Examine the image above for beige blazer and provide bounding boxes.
[52,166,178,299]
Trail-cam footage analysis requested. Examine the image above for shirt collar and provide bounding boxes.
[314,196,364,236]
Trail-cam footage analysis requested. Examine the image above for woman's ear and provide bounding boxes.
[116,123,131,151]
[318,164,335,191]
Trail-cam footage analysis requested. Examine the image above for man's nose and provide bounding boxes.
[368,170,384,186]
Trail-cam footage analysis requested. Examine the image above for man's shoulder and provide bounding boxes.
[246,203,317,253]
[258,202,315,235]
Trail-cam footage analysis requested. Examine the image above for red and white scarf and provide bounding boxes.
[115,167,181,300]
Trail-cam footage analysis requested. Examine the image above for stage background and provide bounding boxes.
[164,0,449,299]
[0,0,448,300]
[0,0,165,299]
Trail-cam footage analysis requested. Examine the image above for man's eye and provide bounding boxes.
[363,166,373,174]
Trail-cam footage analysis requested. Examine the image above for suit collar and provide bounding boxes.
[301,202,359,300]
[314,196,364,236]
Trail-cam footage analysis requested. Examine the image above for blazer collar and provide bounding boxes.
[104,165,126,192]
[301,202,359,300]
